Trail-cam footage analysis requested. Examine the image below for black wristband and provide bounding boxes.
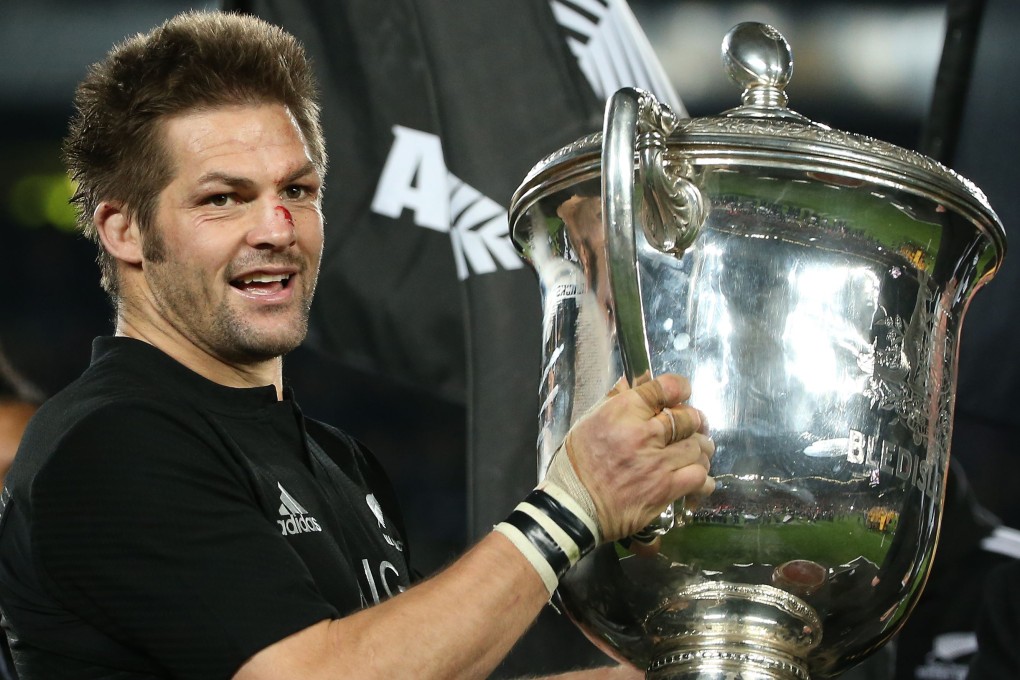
[494,485,600,595]
[523,488,597,557]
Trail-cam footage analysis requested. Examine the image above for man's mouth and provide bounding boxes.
[230,273,293,296]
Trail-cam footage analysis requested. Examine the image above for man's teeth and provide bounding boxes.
[241,274,289,284]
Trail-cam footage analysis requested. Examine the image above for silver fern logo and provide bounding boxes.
[550,0,685,114]
[366,493,403,552]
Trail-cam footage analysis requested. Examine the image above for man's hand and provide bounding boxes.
[557,374,715,543]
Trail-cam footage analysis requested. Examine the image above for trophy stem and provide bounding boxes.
[643,582,819,680]
[646,643,810,680]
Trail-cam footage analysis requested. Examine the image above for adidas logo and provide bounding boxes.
[277,483,322,536]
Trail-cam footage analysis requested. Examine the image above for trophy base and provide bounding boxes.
[643,582,818,680]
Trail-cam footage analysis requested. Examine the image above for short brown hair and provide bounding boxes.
[63,10,327,299]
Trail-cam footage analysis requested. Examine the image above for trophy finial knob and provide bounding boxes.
[722,22,793,110]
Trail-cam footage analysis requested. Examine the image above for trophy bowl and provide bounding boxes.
[508,22,1006,680]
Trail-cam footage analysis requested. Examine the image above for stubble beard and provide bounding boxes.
[147,258,317,367]
[209,292,313,365]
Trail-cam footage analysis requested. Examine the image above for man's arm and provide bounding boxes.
[235,374,713,680]
[236,531,562,678]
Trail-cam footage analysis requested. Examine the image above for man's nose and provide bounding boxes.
[247,203,297,249]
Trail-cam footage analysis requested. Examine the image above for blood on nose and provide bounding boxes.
[275,205,294,226]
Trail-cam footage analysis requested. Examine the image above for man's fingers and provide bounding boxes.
[663,433,715,473]
[630,374,693,415]
[684,473,717,500]
[659,407,678,444]
[697,409,710,436]
[667,458,714,499]
[654,404,703,445]
[698,430,716,462]
[632,378,667,412]
[604,376,629,399]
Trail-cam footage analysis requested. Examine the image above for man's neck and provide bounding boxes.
[114,318,285,400]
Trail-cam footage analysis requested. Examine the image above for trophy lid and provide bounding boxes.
[509,22,1006,264]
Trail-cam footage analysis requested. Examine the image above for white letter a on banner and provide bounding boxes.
[371,125,450,232]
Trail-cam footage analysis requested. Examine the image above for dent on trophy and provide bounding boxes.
[508,22,1007,680]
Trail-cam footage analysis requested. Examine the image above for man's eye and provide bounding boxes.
[284,186,308,200]
[207,194,231,207]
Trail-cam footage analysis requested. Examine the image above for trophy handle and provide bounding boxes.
[602,87,705,384]
[603,87,654,385]
[602,88,706,537]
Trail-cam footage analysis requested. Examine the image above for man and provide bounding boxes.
[0,11,714,680]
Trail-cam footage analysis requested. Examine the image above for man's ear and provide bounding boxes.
[94,202,143,265]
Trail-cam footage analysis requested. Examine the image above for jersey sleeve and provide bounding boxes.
[28,401,337,680]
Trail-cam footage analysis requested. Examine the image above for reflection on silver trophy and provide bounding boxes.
[509,22,1007,680]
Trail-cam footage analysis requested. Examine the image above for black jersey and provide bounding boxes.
[0,337,411,680]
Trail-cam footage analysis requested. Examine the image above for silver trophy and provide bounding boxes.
[508,22,1006,680]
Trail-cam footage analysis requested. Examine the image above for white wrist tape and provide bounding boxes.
[543,440,603,543]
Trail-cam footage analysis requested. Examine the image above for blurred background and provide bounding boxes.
[0,0,1016,575]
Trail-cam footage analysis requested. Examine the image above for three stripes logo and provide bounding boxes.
[277,483,323,536]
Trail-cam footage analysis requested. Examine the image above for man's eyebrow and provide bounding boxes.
[281,161,319,185]
[195,172,255,190]
[194,162,318,189]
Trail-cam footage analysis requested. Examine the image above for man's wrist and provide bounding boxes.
[543,438,603,541]
[494,485,599,596]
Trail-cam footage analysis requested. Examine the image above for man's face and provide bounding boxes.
[138,103,324,365]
